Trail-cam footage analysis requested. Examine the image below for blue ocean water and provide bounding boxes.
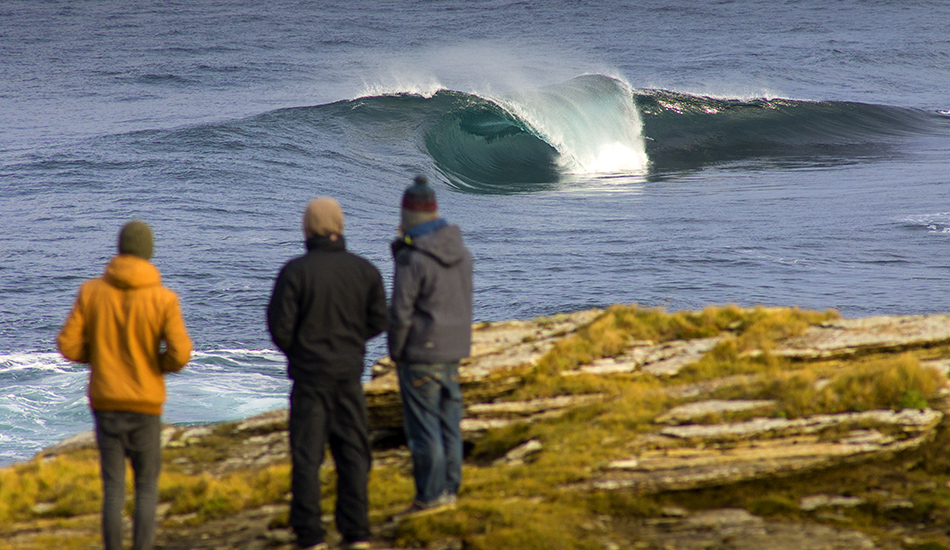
[2,0,949,466]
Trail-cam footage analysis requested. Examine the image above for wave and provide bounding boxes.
[423,75,649,191]
[636,90,943,171]
[122,74,948,193]
[337,75,945,189]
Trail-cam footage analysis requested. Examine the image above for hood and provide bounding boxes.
[103,254,162,290]
[409,224,467,267]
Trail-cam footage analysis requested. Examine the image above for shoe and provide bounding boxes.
[340,542,371,550]
[393,494,458,521]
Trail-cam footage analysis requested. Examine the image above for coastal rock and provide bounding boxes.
[493,438,543,466]
[655,399,776,424]
[574,336,724,377]
[365,309,602,430]
[774,314,950,359]
[799,494,865,511]
[632,508,887,550]
[593,408,941,493]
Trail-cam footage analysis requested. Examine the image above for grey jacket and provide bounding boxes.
[388,222,473,364]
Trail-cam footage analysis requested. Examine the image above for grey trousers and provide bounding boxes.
[94,410,162,550]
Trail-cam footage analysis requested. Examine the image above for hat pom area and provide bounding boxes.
[400,175,439,231]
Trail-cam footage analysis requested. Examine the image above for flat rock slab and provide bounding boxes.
[592,409,942,493]
[658,408,942,440]
[776,314,950,358]
[461,395,603,435]
[631,508,889,550]
[465,394,602,419]
[366,310,602,429]
[366,310,601,394]
[656,399,777,425]
[572,336,724,377]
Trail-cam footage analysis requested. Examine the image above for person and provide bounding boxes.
[267,197,387,550]
[388,176,473,517]
[57,220,192,550]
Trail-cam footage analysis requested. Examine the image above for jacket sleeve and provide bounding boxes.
[159,293,192,373]
[388,251,422,362]
[366,267,389,340]
[57,289,90,364]
[267,265,299,354]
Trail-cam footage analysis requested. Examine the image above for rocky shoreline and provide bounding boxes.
[6,306,950,550]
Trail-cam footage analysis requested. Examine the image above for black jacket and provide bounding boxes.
[388,223,473,364]
[268,235,387,381]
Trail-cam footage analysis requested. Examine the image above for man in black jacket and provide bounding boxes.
[268,197,387,550]
[389,176,473,518]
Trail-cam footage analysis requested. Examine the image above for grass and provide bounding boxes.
[767,352,944,417]
[159,464,291,521]
[395,497,606,550]
[3,304,949,549]
[0,449,102,523]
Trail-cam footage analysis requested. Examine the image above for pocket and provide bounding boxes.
[402,364,442,396]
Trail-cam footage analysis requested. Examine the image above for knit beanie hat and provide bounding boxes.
[400,175,439,232]
[303,197,344,239]
[118,220,153,260]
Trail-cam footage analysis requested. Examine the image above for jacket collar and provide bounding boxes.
[405,218,448,239]
[306,234,346,252]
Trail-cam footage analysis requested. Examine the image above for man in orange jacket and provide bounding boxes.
[58,220,192,550]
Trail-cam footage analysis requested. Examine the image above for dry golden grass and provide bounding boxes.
[0,450,101,524]
[159,463,291,521]
[768,353,944,417]
[535,304,836,376]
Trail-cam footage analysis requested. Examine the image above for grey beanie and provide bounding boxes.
[118,220,153,260]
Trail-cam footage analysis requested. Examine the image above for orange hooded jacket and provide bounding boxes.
[58,254,192,416]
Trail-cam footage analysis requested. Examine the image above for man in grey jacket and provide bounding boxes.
[389,176,473,517]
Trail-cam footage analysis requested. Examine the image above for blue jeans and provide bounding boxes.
[94,411,162,550]
[398,361,463,504]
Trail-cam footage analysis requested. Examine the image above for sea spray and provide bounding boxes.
[0,349,291,466]
[495,74,649,175]
[421,75,650,189]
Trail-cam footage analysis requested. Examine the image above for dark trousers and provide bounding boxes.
[94,410,162,550]
[289,378,371,547]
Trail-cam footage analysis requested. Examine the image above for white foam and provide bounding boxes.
[587,142,649,174]
[356,78,445,99]
[494,75,649,176]
[0,352,77,374]
[0,347,296,464]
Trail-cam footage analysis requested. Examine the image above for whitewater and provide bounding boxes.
[2,0,950,465]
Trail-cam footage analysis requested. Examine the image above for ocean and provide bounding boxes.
[2,0,949,466]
